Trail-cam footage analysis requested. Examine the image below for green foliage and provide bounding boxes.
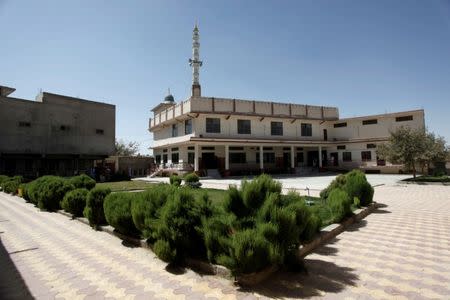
[103,192,139,236]
[169,175,182,187]
[204,175,317,275]
[153,239,176,262]
[131,184,173,239]
[328,188,352,223]
[84,187,111,227]
[68,174,96,190]
[353,197,361,208]
[0,176,24,194]
[0,175,9,187]
[26,176,75,211]
[19,183,30,201]
[321,170,373,206]
[61,188,89,217]
[184,173,202,188]
[153,188,213,262]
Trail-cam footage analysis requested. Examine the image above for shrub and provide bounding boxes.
[320,174,346,199]
[131,184,173,240]
[68,174,96,190]
[84,187,111,228]
[61,188,89,217]
[169,175,182,187]
[204,175,317,275]
[19,183,30,201]
[26,176,74,211]
[153,188,213,262]
[328,188,351,223]
[3,180,20,194]
[345,170,374,206]
[353,197,361,208]
[0,175,9,187]
[184,173,202,188]
[104,192,139,236]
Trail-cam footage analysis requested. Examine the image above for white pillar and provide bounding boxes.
[259,145,264,171]
[290,146,295,169]
[194,144,199,172]
[225,145,229,170]
[318,146,323,168]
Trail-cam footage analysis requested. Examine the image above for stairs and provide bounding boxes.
[148,169,162,178]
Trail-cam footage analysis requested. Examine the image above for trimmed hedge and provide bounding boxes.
[68,174,96,190]
[169,175,182,187]
[83,187,111,228]
[24,176,74,211]
[104,192,139,236]
[184,173,201,188]
[61,188,89,217]
[0,176,25,194]
[328,188,352,223]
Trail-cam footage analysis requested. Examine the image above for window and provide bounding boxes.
[334,122,347,128]
[283,147,291,151]
[237,119,251,134]
[396,115,413,122]
[187,146,195,150]
[296,147,304,151]
[163,149,167,153]
[185,119,192,134]
[297,152,304,163]
[172,124,178,137]
[229,147,244,151]
[171,147,179,151]
[256,152,276,164]
[337,145,346,150]
[206,118,221,133]
[263,147,273,151]
[229,153,246,164]
[96,129,104,135]
[163,154,168,163]
[361,151,372,161]
[188,152,195,164]
[18,121,31,127]
[271,122,283,136]
[155,155,161,164]
[171,153,179,164]
[343,152,352,162]
[367,143,377,149]
[201,146,215,150]
[362,119,378,125]
[301,123,312,136]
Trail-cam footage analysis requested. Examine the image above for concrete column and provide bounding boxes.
[259,145,264,171]
[318,145,323,168]
[224,145,230,176]
[194,144,199,172]
[290,145,295,173]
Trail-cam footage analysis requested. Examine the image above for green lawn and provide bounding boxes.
[96,180,155,192]
[403,175,450,183]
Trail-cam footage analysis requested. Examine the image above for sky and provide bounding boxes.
[1,0,450,154]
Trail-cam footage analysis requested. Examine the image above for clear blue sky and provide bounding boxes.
[1,0,450,154]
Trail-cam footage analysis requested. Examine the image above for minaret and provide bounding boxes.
[189,23,202,97]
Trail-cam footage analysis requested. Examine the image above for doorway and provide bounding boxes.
[330,152,339,166]
[202,152,218,169]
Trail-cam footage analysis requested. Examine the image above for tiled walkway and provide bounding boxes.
[1,184,450,299]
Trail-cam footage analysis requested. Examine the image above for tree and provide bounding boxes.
[377,127,448,178]
[114,139,140,156]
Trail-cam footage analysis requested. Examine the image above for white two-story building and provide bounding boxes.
[148,25,425,176]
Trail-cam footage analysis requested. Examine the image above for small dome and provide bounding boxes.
[164,94,174,102]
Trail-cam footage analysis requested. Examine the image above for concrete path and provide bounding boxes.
[1,183,450,299]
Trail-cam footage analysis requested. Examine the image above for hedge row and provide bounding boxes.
[170,173,201,188]
[0,176,25,195]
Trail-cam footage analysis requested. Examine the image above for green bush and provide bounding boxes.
[26,176,58,205]
[83,187,111,228]
[184,173,201,188]
[25,176,74,211]
[3,180,20,194]
[68,174,96,190]
[204,175,317,275]
[19,183,30,201]
[345,170,374,206]
[61,188,89,217]
[153,188,213,263]
[0,175,9,187]
[320,174,346,199]
[104,192,139,236]
[328,188,352,223]
[131,184,173,240]
[169,175,182,187]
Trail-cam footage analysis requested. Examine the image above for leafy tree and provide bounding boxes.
[377,127,448,178]
[114,139,140,156]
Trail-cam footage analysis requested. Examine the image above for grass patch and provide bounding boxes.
[403,175,450,183]
[96,180,154,192]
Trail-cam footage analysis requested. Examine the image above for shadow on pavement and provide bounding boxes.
[0,237,33,300]
[241,258,358,298]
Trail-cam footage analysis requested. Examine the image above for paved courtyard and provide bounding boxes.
[1,181,450,299]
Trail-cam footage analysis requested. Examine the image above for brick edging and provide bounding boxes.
[297,202,380,258]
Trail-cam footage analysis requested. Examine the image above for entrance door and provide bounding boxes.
[283,152,291,169]
[307,151,319,167]
[202,152,218,169]
[330,152,338,166]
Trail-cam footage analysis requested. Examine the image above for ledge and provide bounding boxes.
[297,202,380,258]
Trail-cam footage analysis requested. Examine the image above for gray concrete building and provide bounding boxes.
[0,85,115,177]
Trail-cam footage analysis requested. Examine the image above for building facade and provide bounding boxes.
[0,85,115,177]
[148,26,425,176]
